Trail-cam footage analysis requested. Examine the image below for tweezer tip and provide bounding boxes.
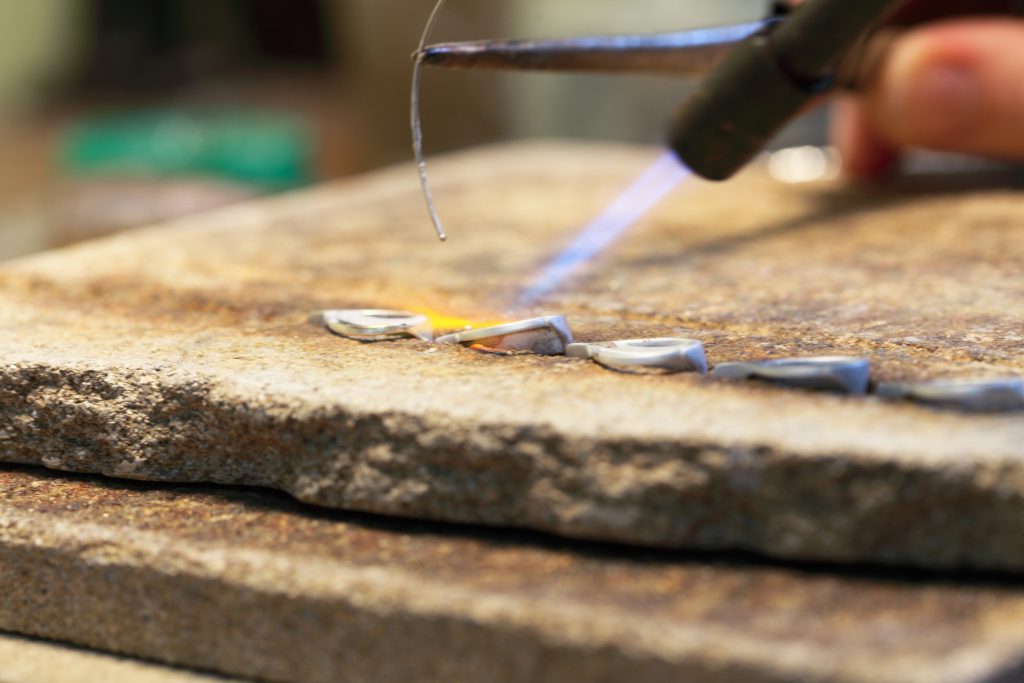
[417,44,471,66]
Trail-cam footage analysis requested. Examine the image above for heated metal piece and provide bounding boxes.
[876,378,1024,413]
[436,316,574,355]
[713,357,871,395]
[323,309,433,342]
[568,338,707,374]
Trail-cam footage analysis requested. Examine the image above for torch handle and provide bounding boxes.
[669,0,1024,181]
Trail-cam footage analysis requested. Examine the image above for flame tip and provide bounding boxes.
[411,307,507,334]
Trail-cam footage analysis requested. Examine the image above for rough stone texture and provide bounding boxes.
[0,143,1023,570]
[5,465,1024,683]
[0,632,239,683]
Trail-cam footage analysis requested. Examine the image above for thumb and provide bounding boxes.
[863,19,1024,160]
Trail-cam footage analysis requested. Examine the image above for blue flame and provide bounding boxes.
[516,152,691,308]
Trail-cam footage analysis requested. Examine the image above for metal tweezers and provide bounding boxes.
[417,18,775,77]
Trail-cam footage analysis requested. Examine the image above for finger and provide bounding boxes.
[830,97,901,179]
[863,19,1024,160]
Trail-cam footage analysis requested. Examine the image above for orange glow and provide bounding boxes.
[468,343,518,356]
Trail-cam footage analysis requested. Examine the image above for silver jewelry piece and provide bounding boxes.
[435,316,573,355]
[876,377,1024,413]
[712,356,871,395]
[568,338,708,374]
[323,309,433,341]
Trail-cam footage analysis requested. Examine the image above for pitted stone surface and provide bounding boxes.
[0,143,1022,569]
[3,466,1024,683]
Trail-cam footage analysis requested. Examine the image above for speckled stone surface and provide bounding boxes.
[0,631,240,683]
[4,465,1024,683]
[0,143,1022,569]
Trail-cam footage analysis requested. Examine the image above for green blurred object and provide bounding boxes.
[62,109,312,191]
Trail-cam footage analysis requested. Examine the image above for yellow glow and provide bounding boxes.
[415,309,506,334]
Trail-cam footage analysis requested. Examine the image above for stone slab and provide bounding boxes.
[5,465,1024,683]
[0,632,240,683]
[1,143,1023,570]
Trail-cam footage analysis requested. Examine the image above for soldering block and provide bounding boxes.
[0,142,1023,570]
[3,465,1024,683]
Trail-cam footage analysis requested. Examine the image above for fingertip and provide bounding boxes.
[864,19,1024,159]
[869,29,981,149]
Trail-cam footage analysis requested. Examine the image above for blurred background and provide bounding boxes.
[0,0,827,260]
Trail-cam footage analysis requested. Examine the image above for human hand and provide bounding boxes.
[831,19,1024,178]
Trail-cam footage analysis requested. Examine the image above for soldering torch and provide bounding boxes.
[419,0,1022,182]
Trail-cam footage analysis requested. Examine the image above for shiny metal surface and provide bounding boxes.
[877,377,1024,413]
[568,338,708,374]
[323,309,433,341]
[713,357,871,395]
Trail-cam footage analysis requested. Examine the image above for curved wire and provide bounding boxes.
[411,0,449,242]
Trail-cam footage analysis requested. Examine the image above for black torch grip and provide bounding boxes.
[669,0,898,181]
